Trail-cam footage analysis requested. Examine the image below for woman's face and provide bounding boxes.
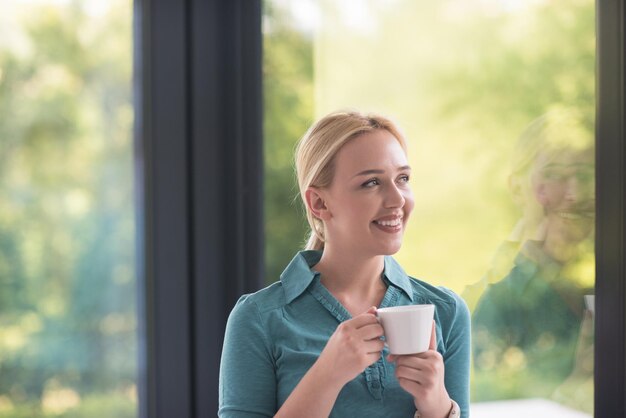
[528,148,595,244]
[320,129,414,256]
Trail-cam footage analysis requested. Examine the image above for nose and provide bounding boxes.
[563,176,579,203]
[384,183,406,208]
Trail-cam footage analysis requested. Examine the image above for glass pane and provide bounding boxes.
[264,0,595,415]
[0,1,138,417]
[263,0,314,283]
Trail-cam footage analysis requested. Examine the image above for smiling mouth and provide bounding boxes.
[373,218,403,227]
[555,211,595,220]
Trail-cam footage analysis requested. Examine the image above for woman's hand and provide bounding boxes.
[275,307,384,418]
[388,321,451,418]
[316,307,385,387]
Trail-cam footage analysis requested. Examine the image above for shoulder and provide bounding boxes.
[407,276,470,324]
[224,282,287,353]
[408,276,467,310]
[229,281,287,321]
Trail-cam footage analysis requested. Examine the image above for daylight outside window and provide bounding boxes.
[263,0,595,416]
[0,1,138,417]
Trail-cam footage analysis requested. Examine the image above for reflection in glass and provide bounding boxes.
[468,110,594,412]
[263,0,595,415]
[0,1,137,417]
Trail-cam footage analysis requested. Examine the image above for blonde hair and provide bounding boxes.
[295,110,408,251]
[510,108,593,178]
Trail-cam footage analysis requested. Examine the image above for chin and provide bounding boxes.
[375,241,403,256]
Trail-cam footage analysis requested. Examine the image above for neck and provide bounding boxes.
[313,245,387,313]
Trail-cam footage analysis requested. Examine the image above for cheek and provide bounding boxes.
[532,178,565,207]
[403,190,415,216]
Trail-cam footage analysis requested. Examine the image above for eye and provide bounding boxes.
[576,170,594,184]
[362,178,380,188]
[542,169,566,181]
[397,174,410,183]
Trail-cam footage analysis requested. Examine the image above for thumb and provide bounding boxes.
[429,320,437,351]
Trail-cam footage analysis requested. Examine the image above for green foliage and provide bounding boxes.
[0,393,135,418]
[428,1,595,408]
[0,0,136,415]
[1,0,596,414]
[263,0,595,412]
[263,2,314,284]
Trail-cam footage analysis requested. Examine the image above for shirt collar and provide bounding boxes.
[281,250,414,303]
[383,256,415,301]
[281,250,322,304]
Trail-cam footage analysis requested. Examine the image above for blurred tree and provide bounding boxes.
[432,0,594,139]
[263,2,313,284]
[262,0,594,412]
[0,1,136,417]
[427,0,595,410]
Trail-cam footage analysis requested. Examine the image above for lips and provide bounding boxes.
[374,217,402,227]
[372,214,404,234]
[552,203,595,220]
[555,211,594,220]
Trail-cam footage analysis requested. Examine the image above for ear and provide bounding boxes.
[508,174,525,206]
[305,187,332,221]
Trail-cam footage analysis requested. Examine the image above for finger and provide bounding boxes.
[580,310,594,337]
[349,312,379,328]
[364,351,383,366]
[395,354,423,369]
[399,354,441,369]
[397,377,421,396]
[396,364,423,382]
[364,338,385,354]
[429,320,437,350]
[387,353,420,363]
[366,306,377,315]
[356,323,384,340]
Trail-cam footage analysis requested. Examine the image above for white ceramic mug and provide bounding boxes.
[584,294,595,315]
[376,304,435,355]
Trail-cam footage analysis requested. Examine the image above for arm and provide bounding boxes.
[219,296,277,418]
[442,296,471,417]
[276,307,384,418]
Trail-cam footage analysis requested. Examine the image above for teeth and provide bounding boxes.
[557,212,582,220]
[376,218,402,227]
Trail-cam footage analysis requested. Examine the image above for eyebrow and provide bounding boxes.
[542,163,594,169]
[352,165,411,178]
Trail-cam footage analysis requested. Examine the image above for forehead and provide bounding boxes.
[333,130,408,174]
[534,148,594,169]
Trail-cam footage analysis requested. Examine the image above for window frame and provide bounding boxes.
[136,0,626,416]
[135,0,263,417]
[595,0,626,416]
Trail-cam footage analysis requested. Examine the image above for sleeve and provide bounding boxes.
[442,293,471,418]
[219,295,277,418]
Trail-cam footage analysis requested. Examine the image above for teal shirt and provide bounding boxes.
[219,251,471,417]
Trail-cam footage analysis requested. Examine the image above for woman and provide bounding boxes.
[219,111,470,418]
[470,110,594,407]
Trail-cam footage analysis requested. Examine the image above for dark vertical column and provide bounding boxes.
[595,0,626,416]
[190,1,264,416]
[136,0,264,417]
[137,0,193,417]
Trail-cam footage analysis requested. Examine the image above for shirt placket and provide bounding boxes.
[309,278,405,401]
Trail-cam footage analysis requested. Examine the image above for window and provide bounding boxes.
[0,1,137,417]
[263,0,595,415]
[3,0,619,416]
